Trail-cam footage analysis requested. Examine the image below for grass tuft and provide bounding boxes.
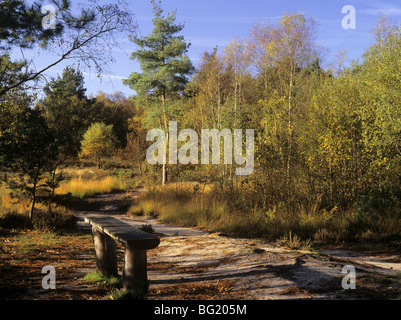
[83,271,120,287]
[55,176,123,198]
[126,182,401,244]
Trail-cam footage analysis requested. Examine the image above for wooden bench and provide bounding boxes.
[84,215,160,298]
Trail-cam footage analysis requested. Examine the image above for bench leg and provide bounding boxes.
[92,226,118,277]
[123,246,148,299]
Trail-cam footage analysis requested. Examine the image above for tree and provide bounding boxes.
[92,92,137,149]
[0,0,135,97]
[309,72,368,208]
[0,0,63,51]
[0,60,31,172]
[80,123,117,169]
[223,38,251,127]
[123,108,148,173]
[187,48,226,130]
[2,108,58,220]
[34,66,95,212]
[38,66,89,159]
[248,13,320,209]
[358,18,401,195]
[124,0,194,184]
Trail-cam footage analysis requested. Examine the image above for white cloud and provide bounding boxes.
[82,71,127,81]
[364,3,401,16]
[102,74,128,80]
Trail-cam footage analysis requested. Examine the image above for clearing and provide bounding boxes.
[1,190,400,300]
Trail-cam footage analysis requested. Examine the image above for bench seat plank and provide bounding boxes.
[84,215,160,250]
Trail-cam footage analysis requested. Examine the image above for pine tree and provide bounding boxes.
[124,0,194,184]
[0,0,134,97]
[40,67,89,159]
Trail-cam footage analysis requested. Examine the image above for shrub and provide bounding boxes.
[140,224,155,234]
[127,204,144,216]
[349,188,401,241]
[0,212,31,229]
[32,210,77,231]
[0,209,76,231]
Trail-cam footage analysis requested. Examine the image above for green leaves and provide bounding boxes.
[41,67,89,158]
[124,0,193,112]
[79,122,117,169]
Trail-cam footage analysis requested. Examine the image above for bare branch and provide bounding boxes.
[0,1,136,97]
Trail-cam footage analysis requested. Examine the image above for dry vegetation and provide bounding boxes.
[55,176,123,199]
[1,168,400,301]
[128,182,401,246]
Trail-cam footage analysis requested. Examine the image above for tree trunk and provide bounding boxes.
[287,69,293,184]
[161,92,167,185]
[30,192,36,221]
[29,175,39,221]
[287,66,294,211]
[162,155,167,185]
[48,166,57,216]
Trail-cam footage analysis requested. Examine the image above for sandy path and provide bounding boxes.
[75,192,401,300]
[128,217,399,300]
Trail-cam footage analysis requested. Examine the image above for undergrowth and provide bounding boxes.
[128,182,401,245]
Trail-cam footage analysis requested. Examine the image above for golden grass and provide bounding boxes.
[0,194,31,215]
[128,182,246,233]
[127,182,358,241]
[0,186,31,215]
[55,176,123,198]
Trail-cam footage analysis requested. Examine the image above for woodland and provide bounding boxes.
[1,0,401,256]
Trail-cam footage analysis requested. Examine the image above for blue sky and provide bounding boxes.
[17,0,401,98]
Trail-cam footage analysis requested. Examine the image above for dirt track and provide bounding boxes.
[75,191,401,300]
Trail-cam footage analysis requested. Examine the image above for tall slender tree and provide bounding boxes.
[248,13,319,210]
[124,0,194,184]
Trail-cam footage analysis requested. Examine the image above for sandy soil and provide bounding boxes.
[72,191,401,300]
[117,216,400,300]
